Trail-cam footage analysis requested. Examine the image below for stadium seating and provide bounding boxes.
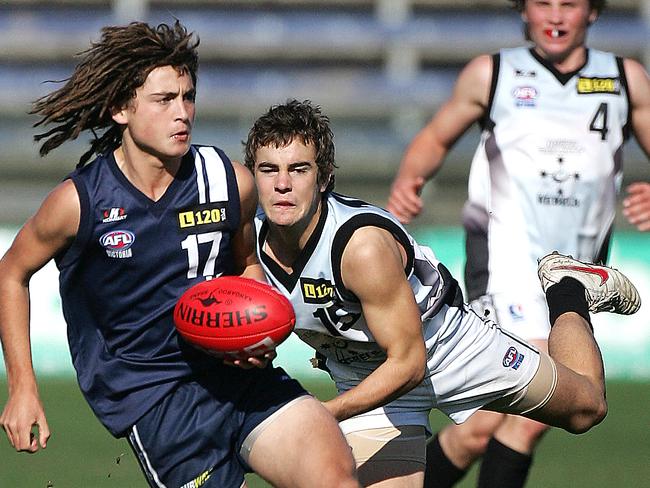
[0,0,647,223]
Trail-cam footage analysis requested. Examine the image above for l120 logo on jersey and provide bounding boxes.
[577,77,620,95]
[100,230,135,258]
[301,278,335,304]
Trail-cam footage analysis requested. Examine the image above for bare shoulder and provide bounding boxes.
[3,179,80,273]
[453,54,493,107]
[232,160,255,192]
[622,58,649,80]
[231,160,258,216]
[341,226,405,294]
[458,54,493,88]
[31,179,80,242]
[622,58,650,103]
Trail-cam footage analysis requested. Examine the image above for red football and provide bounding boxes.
[173,276,295,359]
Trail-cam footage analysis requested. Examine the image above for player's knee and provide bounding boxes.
[450,427,493,458]
[317,459,359,488]
[503,416,551,442]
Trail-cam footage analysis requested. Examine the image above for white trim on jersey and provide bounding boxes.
[199,146,229,203]
[192,147,207,205]
[129,425,168,488]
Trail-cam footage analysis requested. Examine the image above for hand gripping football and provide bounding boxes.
[173,276,295,359]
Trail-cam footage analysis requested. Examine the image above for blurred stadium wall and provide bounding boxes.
[1,1,648,378]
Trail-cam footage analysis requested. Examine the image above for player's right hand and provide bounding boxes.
[386,175,426,224]
[623,182,650,231]
[0,389,50,453]
[223,350,277,370]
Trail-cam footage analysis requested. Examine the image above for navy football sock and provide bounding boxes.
[545,277,591,327]
[477,437,532,488]
[424,434,468,488]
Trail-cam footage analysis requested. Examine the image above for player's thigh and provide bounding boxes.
[128,380,248,488]
[347,426,425,488]
[428,305,540,424]
[246,396,357,488]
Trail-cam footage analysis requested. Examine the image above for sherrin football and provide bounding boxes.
[173,276,295,359]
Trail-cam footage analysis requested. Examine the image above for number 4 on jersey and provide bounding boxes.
[589,103,609,141]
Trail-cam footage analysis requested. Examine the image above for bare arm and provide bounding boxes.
[387,54,492,223]
[322,227,426,421]
[227,162,272,368]
[0,180,79,452]
[622,59,650,231]
[231,161,265,281]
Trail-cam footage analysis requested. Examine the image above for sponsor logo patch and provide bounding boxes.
[503,346,525,370]
[515,68,537,78]
[99,230,134,258]
[301,278,335,304]
[577,77,620,94]
[101,207,127,223]
[178,203,228,231]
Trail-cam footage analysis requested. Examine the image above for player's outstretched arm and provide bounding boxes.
[322,226,426,421]
[0,179,79,452]
[622,59,650,231]
[225,161,274,369]
[387,54,492,224]
[231,161,265,281]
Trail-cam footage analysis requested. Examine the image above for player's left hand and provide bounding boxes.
[223,350,277,369]
[623,182,650,231]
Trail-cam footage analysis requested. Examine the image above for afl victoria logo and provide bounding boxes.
[512,86,538,107]
[100,230,135,249]
[100,230,135,258]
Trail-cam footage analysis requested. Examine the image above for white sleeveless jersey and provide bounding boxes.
[463,47,629,300]
[256,192,461,373]
[256,192,540,431]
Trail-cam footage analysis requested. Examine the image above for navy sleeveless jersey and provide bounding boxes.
[55,145,241,436]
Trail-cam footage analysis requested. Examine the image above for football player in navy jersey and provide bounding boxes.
[387,1,650,487]
[245,100,640,488]
[0,21,360,488]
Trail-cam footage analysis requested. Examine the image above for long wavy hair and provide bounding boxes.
[31,20,199,167]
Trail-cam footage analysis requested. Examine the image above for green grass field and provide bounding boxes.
[1,378,648,487]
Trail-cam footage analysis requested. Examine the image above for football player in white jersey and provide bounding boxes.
[387,1,650,487]
[245,100,641,488]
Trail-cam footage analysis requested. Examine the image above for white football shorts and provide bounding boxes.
[334,303,540,436]
[470,292,551,341]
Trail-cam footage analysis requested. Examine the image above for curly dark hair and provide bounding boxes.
[31,20,199,167]
[510,0,606,14]
[244,99,337,193]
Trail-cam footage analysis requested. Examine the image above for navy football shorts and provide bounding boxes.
[127,363,307,488]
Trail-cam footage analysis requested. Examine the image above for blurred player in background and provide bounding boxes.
[388,0,650,487]
[245,99,640,488]
[0,21,360,488]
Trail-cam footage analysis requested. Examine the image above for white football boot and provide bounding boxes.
[538,252,641,315]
